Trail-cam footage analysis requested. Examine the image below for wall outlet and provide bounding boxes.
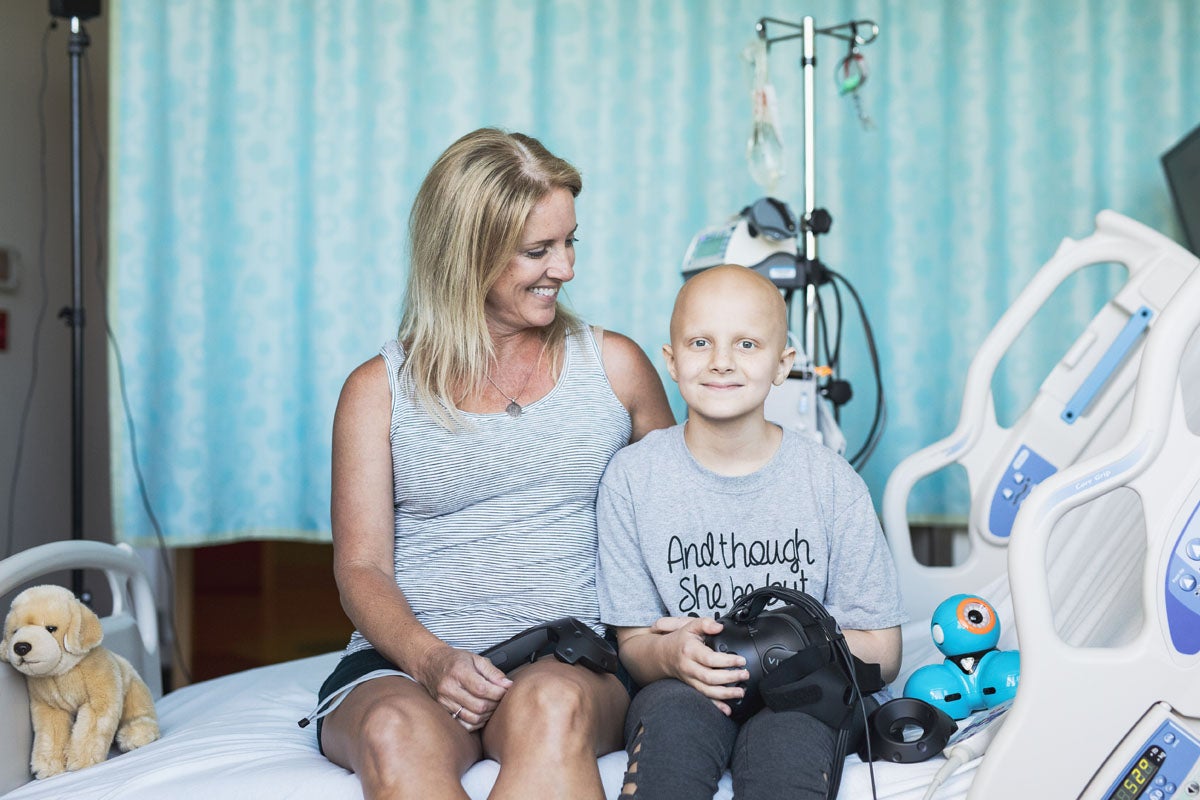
[0,246,19,292]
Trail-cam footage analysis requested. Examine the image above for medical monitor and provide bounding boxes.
[1162,122,1200,255]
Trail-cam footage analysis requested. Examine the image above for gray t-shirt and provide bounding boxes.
[597,424,907,631]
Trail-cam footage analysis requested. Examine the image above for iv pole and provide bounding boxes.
[51,0,101,598]
[754,16,879,363]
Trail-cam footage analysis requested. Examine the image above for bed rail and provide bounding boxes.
[971,267,1200,798]
[883,210,1200,620]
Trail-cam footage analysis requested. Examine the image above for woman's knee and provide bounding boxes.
[326,688,474,776]
[503,669,595,735]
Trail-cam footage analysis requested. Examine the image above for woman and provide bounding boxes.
[313,128,675,799]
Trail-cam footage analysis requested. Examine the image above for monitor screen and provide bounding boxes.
[1162,123,1200,255]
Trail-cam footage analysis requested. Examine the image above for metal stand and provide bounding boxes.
[52,6,98,598]
[754,16,878,359]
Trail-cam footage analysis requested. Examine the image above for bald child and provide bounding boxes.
[596,265,905,800]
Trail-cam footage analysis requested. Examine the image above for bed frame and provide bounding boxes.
[883,210,1200,621]
[974,262,1200,798]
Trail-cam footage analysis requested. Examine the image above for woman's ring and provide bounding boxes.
[451,706,463,720]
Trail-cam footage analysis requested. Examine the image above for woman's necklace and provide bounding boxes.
[485,341,544,418]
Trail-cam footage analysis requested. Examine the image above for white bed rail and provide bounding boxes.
[0,540,162,795]
[883,211,1199,621]
[970,266,1200,798]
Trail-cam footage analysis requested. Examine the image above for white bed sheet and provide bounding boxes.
[2,632,981,800]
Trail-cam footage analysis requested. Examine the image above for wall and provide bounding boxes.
[0,3,111,572]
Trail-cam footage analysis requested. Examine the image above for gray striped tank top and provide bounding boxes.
[343,325,633,657]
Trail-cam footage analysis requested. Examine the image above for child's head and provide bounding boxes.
[663,264,796,424]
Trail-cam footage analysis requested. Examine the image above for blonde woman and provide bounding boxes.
[312,128,674,799]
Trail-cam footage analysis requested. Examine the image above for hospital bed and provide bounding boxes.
[883,210,1200,621]
[974,258,1200,798]
[0,540,982,800]
[3,212,1198,799]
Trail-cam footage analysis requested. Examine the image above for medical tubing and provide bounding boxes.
[921,704,1009,799]
[921,750,969,800]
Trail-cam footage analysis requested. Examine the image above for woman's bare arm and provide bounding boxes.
[599,330,676,442]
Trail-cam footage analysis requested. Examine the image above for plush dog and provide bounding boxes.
[1,584,159,779]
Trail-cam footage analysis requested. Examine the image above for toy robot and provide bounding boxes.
[903,594,1020,720]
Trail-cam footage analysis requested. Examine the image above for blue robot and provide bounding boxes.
[903,594,1020,720]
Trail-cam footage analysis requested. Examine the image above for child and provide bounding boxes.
[596,264,906,800]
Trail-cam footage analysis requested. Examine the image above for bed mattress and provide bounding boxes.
[1,639,981,800]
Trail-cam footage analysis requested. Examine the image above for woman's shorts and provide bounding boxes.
[312,648,413,754]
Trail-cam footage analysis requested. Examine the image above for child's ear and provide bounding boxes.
[773,346,797,386]
[661,344,680,383]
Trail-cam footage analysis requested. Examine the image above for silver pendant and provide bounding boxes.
[505,401,522,418]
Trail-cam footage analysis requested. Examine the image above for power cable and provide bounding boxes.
[827,269,886,469]
[80,43,193,687]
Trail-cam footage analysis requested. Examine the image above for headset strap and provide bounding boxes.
[736,587,839,637]
[760,647,884,729]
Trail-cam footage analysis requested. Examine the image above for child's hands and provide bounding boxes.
[650,616,750,716]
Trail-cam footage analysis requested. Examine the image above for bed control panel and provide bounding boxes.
[1102,717,1200,800]
[1165,498,1200,656]
[987,445,1057,540]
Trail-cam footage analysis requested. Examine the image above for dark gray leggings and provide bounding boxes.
[620,679,837,800]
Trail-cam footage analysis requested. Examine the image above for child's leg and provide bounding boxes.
[619,678,737,800]
[731,709,838,800]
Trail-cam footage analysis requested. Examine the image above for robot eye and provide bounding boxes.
[956,599,994,634]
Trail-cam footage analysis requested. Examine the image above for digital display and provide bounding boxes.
[691,230,732,261]
[1107,746,1166,800]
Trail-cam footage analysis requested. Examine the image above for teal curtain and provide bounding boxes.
[110,0,1200,546]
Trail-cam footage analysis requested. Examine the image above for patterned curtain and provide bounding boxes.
[110,0,1200,545]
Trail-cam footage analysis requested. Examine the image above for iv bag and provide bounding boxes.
[745,39,784,190]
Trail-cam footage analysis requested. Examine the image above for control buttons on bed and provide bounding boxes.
[1165,501,1200,655]
[987,445,1057,541]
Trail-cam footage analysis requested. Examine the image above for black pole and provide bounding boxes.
[53,5,96,599]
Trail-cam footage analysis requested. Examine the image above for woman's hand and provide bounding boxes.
[647,616,750,716]
[414,642,513,731]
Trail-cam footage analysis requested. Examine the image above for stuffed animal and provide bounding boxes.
[903,593,1020,720]
[1,584,160,779]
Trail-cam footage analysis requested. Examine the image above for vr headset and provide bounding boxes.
[481,617,618,675]
[705,587,885,800]
[708,587,956,772]
[706,587,882,724]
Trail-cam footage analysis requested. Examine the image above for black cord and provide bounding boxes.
[745,588,878,800]
[80,47,192,687]
[825,276,844,372]
[835,635,878,800]
[4,22,57,561]
[827,269,886,469]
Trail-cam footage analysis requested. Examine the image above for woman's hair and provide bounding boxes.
[398,128,583,429]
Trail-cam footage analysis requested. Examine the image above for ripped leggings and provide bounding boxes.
[619,678,837,800]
